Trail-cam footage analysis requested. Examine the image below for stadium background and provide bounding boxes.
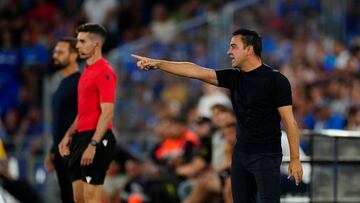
[0,0,360,202]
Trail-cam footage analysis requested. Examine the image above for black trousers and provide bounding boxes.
[54,147,74,203]
[231,149,282,203]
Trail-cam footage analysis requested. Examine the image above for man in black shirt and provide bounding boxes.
[44,37,80,203]
[132,28,303,203]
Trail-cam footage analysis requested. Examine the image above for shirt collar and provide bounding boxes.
[85,58,105,69]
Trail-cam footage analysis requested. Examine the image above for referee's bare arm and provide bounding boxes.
[80,103,113,165]
[131,54,218,86]
[91,103,114,142]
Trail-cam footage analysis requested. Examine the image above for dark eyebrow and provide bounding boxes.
[230,43,237,47]
[53,50,64,53]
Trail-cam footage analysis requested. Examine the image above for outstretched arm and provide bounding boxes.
[132,54,218,86]
[278,105,303,186]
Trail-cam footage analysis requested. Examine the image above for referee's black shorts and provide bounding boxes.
[68,130,116,185]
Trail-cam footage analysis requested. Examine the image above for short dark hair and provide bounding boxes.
[169,114,187,125]
[211,103,231,112]
[196,116,211,125]
[58,37,77,53]
[233,28,262,57]
[76,23,107,41]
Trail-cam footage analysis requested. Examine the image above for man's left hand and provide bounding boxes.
[288,159,303,186]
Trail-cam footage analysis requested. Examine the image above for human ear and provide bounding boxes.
[247,45,254,55]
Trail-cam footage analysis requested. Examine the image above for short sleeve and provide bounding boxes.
[274,72,292,107]
[95,70,117,103]
[215,69,239,88]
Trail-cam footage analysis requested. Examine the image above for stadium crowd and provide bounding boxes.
[1,0,360,202]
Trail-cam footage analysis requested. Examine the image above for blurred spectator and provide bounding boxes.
[17,85,32,118]
[0,27,22,117]
[151,116,199,167]
[121,158,154,203]
[209,104,227,173]
[18,104,44,154]
[192,41,213,68]
[183,108,236,203]
[161,77,189,106]
[334,40,351,70]
[175,116,213,179]
[0,108,21,153]
[310,100,346,130]
[20,23,49,67]
[346,106,360,130]
[347,44,360,72]
[197,84,231,118]
[150,3,177,44]
[345,1,360,40]
[102,146,134,203]
[328,78,352,116]
[176,0,204,22]
[82,0,118,25]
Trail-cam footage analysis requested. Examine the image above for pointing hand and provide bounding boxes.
[131,54,158,70]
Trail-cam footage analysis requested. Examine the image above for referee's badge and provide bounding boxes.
[86,176,92,183]
[102,139,108,147]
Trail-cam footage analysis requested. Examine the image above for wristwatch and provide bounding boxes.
[89,140,98,146]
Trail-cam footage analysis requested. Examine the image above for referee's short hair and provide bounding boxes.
[76,23,107,42]
[58,37,77,53]
[233,28,262,58]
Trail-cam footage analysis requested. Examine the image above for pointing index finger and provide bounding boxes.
[131,54,144,61]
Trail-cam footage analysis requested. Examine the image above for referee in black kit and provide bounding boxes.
[44,37,80,203]
[132,28,303,203]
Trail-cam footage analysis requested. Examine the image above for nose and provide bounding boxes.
[227,48,231,56]
[52,52,57,59]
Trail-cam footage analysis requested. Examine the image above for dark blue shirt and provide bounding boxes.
[52,72,80,145]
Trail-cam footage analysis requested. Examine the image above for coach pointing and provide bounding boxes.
[132,28,303,203]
